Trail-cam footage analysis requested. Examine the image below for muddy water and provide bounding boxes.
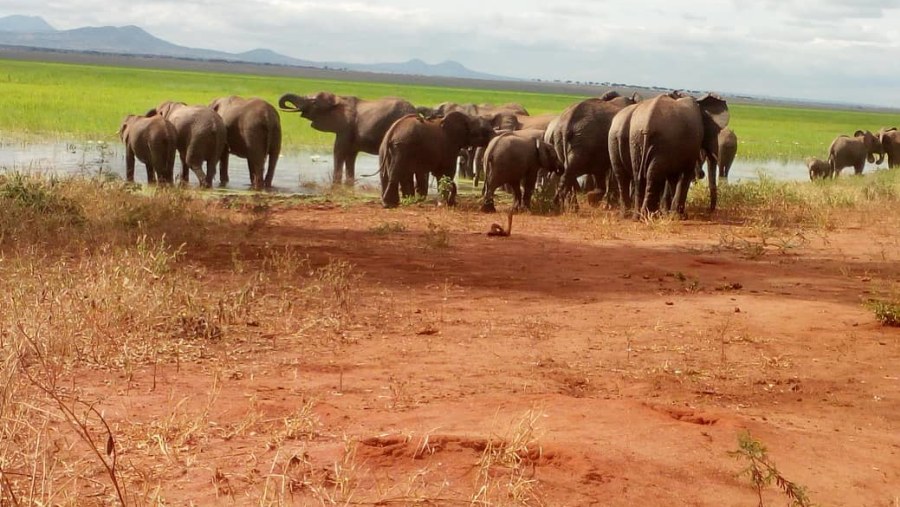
[0,139,381,193]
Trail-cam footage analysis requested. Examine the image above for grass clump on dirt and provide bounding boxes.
[866,299,900,327]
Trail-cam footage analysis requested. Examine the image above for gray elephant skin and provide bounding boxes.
[148,101,226,187]
[118,114,177,184]
[878,127,900,168]
[609,92,729,218]
[279,91,416,185]
[209,96,282,190]
[480,129,561,213]
[717,127,738,178]
[545,91,640,206]
[378,112,494,208]
[827,130,883,177]
[806,157,833,180]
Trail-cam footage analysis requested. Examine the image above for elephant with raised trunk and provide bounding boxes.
[279,92,417,185]
[378,112,494,208]
[878,127,900,168]
[828,130,883,177]
[480,129,562,213]
[209,96,281,190]
[717,127,738,178]
[118,114,177,185]
[147,101,226,187]
[609,91,729,218]
[545,91,640,207]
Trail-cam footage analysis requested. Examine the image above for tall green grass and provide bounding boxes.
[1,58,898,159]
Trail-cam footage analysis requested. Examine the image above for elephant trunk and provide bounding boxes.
[707,153,718,213]
[875,149,885,165]
[278,93,308,112]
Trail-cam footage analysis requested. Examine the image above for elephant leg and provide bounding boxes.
[414,170,429,199]
[248,155,265,190]
[180,154,190,183]
[382,177,401,208]
[344,152,358,186]
[854,162,864,175]
[204,158,216,188]
[661,174,679,212]
[145,163,156,185]
[125,150,136,182]
[522,170,538,210]
[399,171,414,198]
[512,185,524,210]
[189,163,207,187]
[673,171,692,218]
[641,169,666,216]
[219,149,230,186]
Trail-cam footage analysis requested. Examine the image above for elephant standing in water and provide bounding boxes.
[118,114,177,184]
[209,96,282,190]
[807,157,833,180]
[278,92,416,185]
[147,101,226,187]
[717,127,738,178]
[609,91,729,218]
[545,91,640,207]
[828,130,883,176]
[878,127,900,168]
[378,112,494,208]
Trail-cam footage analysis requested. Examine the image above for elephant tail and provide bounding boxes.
[268,117,282,178]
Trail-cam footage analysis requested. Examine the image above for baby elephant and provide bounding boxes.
[119,115,177,184]
[806,157,833,180]
[480,129,562,213]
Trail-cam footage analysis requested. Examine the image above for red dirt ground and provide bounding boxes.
[76,201,899,506]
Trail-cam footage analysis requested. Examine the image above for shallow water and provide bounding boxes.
[0,139,381,193]
[0,138,887,191]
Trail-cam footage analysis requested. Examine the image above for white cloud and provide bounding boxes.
[1,0,899,107]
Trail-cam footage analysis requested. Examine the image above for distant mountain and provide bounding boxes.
[0,15,55,32]
[0,15,513,81]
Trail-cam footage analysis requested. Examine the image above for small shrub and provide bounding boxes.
[437,175,455,205]
[866,299,900,327]
[729,431,813,507]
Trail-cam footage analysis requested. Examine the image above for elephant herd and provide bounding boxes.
[119,96,281,190]
[278,89,738,218]
[118,88,898,220]
[807,128,900,180]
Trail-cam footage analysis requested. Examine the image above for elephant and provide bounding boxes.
[827,130,883,177]
[118,114,176,184]
[545,91,641,207]
[147,101,226,187]
[480,129,562,213]
[717,127,738,178]
[878,127,900,168]
[378,111,494,208]
[806,157,833,180]
[609,91,729,218]
[278,92,417,185]
[209,96,282,190]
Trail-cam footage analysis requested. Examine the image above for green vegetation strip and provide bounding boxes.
[1,58,899,159]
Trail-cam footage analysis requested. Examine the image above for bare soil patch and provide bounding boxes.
[62,201,900,505]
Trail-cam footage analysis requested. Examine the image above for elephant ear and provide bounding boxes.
[440,111,470,145]
[630,92,643,103]
[537,140,562,173]
[853,130,866,138]
[145,108,158,118]
[598,90,622,101]
[699,93,729,129]
[668,90,691,99]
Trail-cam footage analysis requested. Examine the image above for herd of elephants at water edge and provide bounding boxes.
[118,90,900,219]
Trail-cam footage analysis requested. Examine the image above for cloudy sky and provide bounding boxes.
[3,1,900,107]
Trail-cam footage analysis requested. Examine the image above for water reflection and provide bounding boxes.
[0,138,381,193]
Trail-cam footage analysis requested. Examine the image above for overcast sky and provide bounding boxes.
[3,1,900,107]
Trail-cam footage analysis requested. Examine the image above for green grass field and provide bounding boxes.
[1,58,898,160]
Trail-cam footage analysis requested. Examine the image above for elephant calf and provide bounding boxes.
[480,130,561,213]
[806,157,833,180]
[118,114,177,184]
[717,128,738,178]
